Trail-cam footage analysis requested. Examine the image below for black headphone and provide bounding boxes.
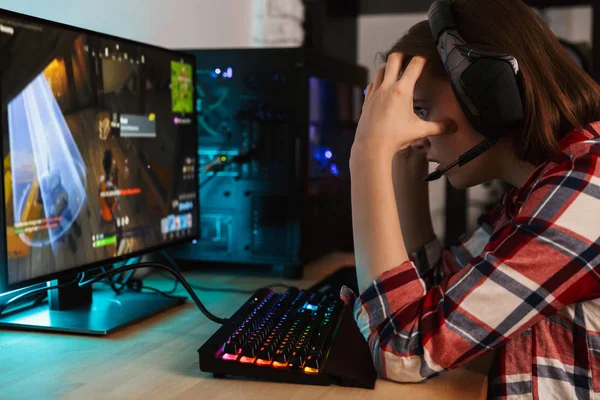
[423,0,525,181]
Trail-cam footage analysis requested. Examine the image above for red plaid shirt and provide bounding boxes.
[346,123,600,399]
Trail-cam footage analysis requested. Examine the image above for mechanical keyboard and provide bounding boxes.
[198,287,377,388]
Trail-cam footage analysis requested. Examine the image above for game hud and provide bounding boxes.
[0,15,198,286]
[171,61,193,113]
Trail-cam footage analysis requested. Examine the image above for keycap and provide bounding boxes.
[273,352,289,364]
[305,354,321,370]
[241,344,258,358]
[224,341,238,354]
[257,347,274,361]
[288,351,305,367]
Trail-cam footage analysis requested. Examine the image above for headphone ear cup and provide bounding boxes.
[460,58,524,138]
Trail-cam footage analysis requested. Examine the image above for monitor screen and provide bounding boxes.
[0,11,198,290]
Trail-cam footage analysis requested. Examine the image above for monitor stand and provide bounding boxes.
[0,274,185,336]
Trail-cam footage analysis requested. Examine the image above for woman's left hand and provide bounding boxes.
[353,53,450,160]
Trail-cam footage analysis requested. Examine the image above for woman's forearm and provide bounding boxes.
[350,146,409,293]
[392,151,436,255]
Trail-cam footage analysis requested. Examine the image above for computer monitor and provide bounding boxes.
[0,9,198,334]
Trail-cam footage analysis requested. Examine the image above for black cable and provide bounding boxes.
[151,270,291,294]
[107,269,136,294]
[140,285,186,301]
[1,260,292,323]
[199,174,216,190]
[157,276,179,295]
[157,250,292,294]
[78,262,233,325]
[0,273,84,317]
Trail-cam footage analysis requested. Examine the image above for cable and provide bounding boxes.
[157,250,292,294]
[106,269,136,294]
[159,250,181,294]
[0,273,84,317]
[1,260,293,323]
[78,262,234,325]
[140,285,187,301]
[149,270,291,294]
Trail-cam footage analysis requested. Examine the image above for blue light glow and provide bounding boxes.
[325,151,333,159]
[330,164,339,176]
[215,68,222,74]
[223,67,233,79]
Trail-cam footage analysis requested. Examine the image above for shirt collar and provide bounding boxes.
[502,123,600,217]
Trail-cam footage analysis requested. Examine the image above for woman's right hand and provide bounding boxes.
[395,145,430,184]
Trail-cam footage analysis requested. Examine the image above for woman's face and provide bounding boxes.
[410,65,503,189]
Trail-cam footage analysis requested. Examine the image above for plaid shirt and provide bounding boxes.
[346,123,600,399]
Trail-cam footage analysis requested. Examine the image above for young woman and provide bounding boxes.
[347,0,600,398]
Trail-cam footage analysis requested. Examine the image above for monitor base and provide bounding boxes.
[0,288,185,336]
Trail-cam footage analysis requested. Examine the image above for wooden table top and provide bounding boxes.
[0,252,488,399]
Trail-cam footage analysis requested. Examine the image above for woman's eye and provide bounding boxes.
[414,107,428,120]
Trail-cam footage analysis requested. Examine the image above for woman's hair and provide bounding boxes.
[384,0,600,165]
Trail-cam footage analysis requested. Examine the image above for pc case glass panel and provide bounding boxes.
[308,77,363,180]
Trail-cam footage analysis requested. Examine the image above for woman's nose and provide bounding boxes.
[411,137,430,152]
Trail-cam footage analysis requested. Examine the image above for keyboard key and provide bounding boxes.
[241,344,258,358]
[257,347,274,361]
[305,355,321,371]
[309,349,323,359]
[288,351,305,368]
[224,341,238,354]
[273,352,289,364]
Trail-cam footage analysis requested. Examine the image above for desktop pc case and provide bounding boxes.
[170,49,367,278]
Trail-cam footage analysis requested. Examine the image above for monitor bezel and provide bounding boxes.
[0,8,199,293]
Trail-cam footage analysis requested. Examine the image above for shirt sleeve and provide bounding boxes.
[411,201,505,288]
[354,154,600,383]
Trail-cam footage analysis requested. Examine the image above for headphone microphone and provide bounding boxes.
[422,137,499,181]
[423,0,525,181]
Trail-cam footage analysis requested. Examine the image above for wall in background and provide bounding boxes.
[540,6,592,44]
[0,0,304,48]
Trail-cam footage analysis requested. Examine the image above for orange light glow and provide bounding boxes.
[239,356,256,364]
[256,359,272,366]
[304,367,319,375]
[43,58,68,100]
[272,361,288,368]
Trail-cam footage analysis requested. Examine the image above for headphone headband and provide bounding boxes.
[427,0,524,139]
[428,0,455,44]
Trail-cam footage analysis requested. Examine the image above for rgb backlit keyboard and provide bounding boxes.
[198,288,377,388]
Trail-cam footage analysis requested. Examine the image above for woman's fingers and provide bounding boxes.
[372,67,385,91]
[398,56,428,93]
[383,52,403,86]
[417,119,456,139]
[365,83,373,100]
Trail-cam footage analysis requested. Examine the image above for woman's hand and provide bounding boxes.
[352,53,450,160]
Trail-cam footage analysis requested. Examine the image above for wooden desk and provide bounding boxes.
[0,252,488,399]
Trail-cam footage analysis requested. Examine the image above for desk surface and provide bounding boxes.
[0,252,488,400]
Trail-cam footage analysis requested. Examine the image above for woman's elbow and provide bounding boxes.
[368,337,432,383]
